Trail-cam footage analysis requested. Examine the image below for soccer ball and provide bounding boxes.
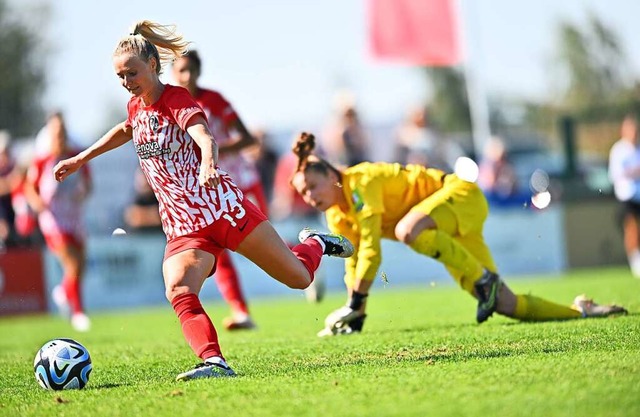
[33,338,92,390]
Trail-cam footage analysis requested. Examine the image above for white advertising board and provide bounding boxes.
[43,206,566,312]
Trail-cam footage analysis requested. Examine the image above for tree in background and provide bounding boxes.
[423,67,471,133]
[424,13,639,137]
[422,66,517,143]
[0,0,48,137]
[519,13,640,154]
[553,12,632,115]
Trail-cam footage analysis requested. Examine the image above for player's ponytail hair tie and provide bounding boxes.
[129,21,141,36]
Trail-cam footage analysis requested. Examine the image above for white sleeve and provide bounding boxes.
[609,141,629,182]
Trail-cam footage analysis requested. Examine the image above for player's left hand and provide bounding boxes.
[53,157,83,182]
[317,324,357,337]
[318,307,367,337]
[199,162,221,188]
[324,306,364,330]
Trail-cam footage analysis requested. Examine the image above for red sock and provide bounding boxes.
[291,239,324,283]
[62,276,82,314]
[171,293,223,360]
[214,250,249,315]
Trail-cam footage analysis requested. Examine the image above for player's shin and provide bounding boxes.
[171,293,223,360]
[512,294,581,321]
[409,229,484,280]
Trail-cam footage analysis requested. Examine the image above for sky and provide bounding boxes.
[8,0,640,143]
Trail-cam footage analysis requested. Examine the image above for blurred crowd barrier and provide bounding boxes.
[0,120,626,316]
[0,198,625,316]
[0,248,46,315]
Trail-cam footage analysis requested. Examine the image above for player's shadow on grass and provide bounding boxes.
[396,311,633,333]
[397,322,478,333]
[497,311,634,325]
[293,346,531,371]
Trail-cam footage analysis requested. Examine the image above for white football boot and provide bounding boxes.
[298,228,354,258]
[222,313,257,331]
[304,268,327,303]
[71,312,91,332]
[572,295,627,318]
[51,285,70,317]
[176,357,236,381]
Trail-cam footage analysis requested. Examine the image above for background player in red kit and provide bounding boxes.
[25,112,92,332]
[53,20,354,381]
[171,50,264,331]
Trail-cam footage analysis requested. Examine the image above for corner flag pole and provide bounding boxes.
[456,0,492,160]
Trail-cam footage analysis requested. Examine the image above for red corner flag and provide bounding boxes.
[368,0,461,66]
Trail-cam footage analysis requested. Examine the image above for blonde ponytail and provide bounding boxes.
[115,20,190,74]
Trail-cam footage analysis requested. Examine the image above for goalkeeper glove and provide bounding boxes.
[324,305,364,330]
[318,313,367,337]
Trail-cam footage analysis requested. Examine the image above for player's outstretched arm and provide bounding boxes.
[187,115,220,188]
[54,121,131,182]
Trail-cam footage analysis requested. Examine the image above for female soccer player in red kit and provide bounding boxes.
[53,20,353,381]
[171,50,265,331]
[25,112,92,332]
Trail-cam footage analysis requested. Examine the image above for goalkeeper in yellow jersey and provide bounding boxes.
[289,132,627,336]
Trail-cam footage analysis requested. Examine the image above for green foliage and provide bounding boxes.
[423,67,472,133]
[1,267,639,417]
[0,0,48,137]
[539,12,637,123]
[423,12,640,135]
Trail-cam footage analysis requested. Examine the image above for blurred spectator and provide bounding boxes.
[608,114,640,278]
[24,112,92,331]
[321,91,369,166]
[11,164,40,246]
[34,114,82,157]
[243,128,279,204]
[477,136,526,206]
[393,106,464,172]
[0,131,17,249]
[124,168,162,234]
[271,137,321,222]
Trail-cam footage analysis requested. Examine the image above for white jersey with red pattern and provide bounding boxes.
[28,150,90,238]
[125,84,245,240]
[194,88,261,190]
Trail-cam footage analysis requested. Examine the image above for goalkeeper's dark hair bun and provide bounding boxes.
[292,132,316,172]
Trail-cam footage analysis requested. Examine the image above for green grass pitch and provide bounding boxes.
[1,266,639,417]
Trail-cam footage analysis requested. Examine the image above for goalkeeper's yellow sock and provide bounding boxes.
[409,229,484,281]
[512,294,581,321]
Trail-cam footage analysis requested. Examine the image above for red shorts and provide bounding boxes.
[43,231,84,253]
[164,198,268,275]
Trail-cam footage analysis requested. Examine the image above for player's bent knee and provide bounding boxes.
[407,229,439,257]
[282,271,312,290]
[394,222,413,244]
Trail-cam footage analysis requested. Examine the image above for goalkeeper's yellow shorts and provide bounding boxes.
[409,174,488,237]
